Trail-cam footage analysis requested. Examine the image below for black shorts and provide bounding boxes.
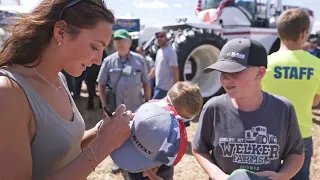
[126,165,174,180]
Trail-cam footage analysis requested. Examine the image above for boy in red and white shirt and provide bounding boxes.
[128,81,203,180]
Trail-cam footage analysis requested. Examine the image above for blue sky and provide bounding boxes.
[1,0,320,33]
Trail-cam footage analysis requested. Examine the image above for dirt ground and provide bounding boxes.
[75,89,320,180]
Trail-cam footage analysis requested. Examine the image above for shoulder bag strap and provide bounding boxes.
[112,68,123,93]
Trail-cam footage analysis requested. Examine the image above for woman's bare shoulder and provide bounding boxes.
[0,74,27,97]
[0,66,33,101]
[0,75,33,178]
[0,74,31,125]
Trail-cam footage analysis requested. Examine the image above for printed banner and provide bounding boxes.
[113,19,140,32]
[0,11,17,27]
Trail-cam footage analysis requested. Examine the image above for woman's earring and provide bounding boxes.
[57,40,62,46]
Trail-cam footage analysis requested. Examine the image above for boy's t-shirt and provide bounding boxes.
[261,50,320,138]
[192,92,304,174]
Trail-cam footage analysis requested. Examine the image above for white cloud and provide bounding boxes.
[133,0,169,9]
[173,4,182,8]
[140,18,158,24]
[312,20,320,33]
[0,0,42,13]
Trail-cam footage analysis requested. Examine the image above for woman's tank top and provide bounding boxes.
[0,69,86,180]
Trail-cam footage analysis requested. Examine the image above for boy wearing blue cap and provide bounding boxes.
[123,81,203,180]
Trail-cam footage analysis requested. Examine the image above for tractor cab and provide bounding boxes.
[197,0,272,28]
[196,0,314,30]
[201,0,256,15]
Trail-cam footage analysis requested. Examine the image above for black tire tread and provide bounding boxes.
[145,27,227,103]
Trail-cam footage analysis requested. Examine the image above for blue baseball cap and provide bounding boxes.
[110,102,186,173]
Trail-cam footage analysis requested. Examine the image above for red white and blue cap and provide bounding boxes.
[110,101,188,173]
[149,99,188,165]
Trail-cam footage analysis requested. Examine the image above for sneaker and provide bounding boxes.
[111,162,121,174]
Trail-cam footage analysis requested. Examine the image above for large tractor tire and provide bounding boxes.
[269,38,280,55]
[173,28,226,102]
[145,27,227,103]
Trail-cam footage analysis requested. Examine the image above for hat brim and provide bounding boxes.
[113,35,130,40]
[203,60,248,73]
[228,169,266,180]
[155,30,167,36]
[309,39,318,43]
[110,123,162,173]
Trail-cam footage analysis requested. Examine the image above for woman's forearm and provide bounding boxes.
[47,105,131,180]
[48,139,111,180]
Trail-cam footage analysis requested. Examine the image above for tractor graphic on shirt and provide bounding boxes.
[245,126,277,144]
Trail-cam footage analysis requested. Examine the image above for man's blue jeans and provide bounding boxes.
[152,87,168,100]
[291,137,313,180]
[150,78,155,98]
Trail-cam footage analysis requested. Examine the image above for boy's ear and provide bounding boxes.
[256,67,266,80]
[300,29,309,41]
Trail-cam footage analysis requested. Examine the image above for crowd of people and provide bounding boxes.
[303,34,320,58]
[0,0,319,180]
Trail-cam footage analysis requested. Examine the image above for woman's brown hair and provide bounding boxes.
[0,0,115,67]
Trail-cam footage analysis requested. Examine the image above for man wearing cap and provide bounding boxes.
[97,29,151,173]
[148,30,179,100]
[307,34,320,58]
[192,38,305,180]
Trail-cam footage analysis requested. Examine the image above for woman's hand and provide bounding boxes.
[130,113,136,120]
[94,120,104,133]
[142,167,163,180]
[95,104,131,158]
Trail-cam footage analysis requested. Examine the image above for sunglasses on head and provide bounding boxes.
[156,34,166,39]
[59,0,107,19]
